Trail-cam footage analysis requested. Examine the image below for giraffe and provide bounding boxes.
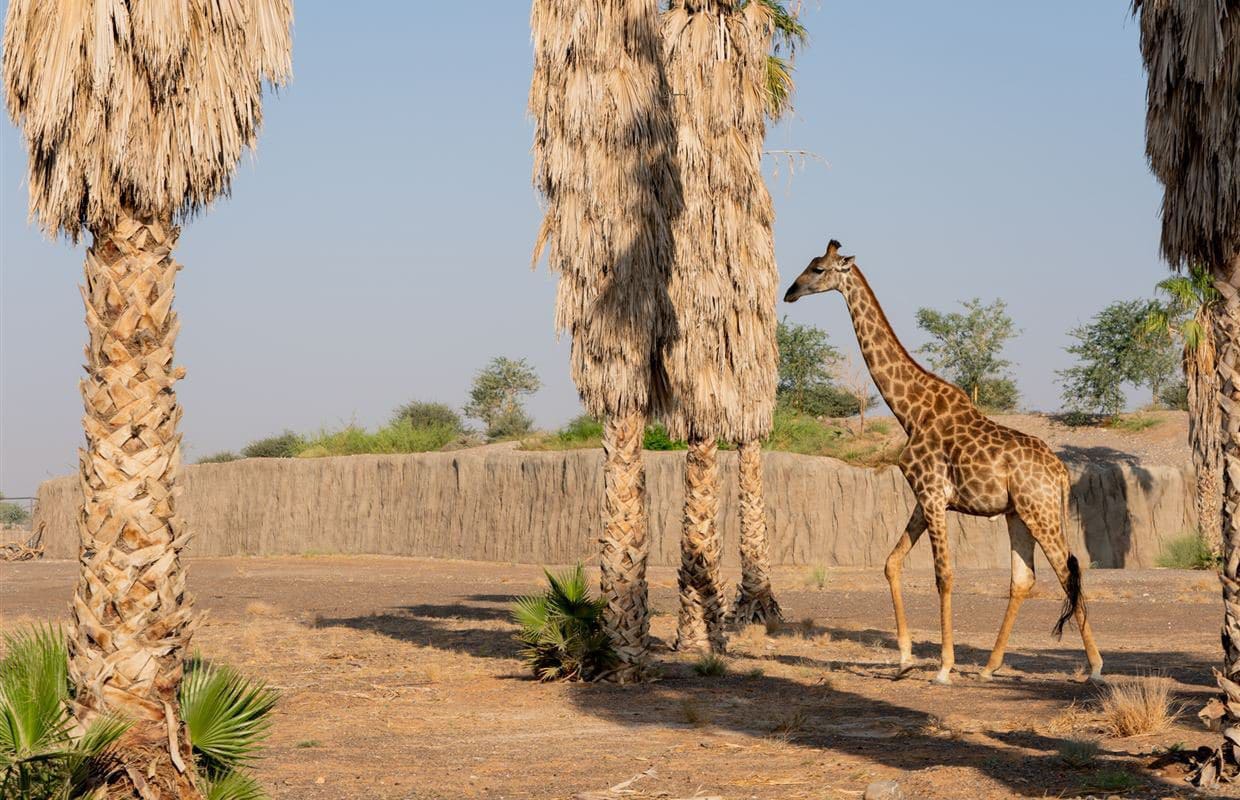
[784,240,1104,685]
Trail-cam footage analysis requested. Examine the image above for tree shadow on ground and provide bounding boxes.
[816,626,1216,689]
[314,597,517,661]
[564,663,1199,799]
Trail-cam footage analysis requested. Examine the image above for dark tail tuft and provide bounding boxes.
[1053,554,1082,640]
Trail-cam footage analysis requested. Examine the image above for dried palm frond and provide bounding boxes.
[3,0,293,239]
[1134,0,1240,270]
[660,0,780,442]
[529,0,680,419]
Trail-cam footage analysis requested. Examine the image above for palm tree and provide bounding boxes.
[530,0,680,680]
[1147,266,1222,554]
[1133,0,1240,786]
[3,3,291,796]
[661,0,781,650]
[730,0,805,626]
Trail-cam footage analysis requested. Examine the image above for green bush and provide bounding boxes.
[197,451,240,464]
[1157,531,1219,570]
[241,431,306,459]
[556,414,604,444]
[1158,380,1189,411]
[511,565,616,681]
[1107,414,1161,433]
[0,625,278,799]
[390,401,463,433]
[487,407,535,440]
[643,423,688,451]
[298,420,458,457]
[766,407,844,455]
[0,496,29,527]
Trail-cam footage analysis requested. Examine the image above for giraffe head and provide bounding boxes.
[783,239,856,303]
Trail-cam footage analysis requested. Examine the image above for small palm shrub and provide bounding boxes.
[0,625,129,799]
[512,565,616,681]
[0,627,278,799]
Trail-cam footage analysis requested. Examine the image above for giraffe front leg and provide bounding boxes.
[885,505,927,676]
[922,498,955,685]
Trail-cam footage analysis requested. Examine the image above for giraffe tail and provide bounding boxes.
[1053,554,1082,640]
[1053,473,1082,639]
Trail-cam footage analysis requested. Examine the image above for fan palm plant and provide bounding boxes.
[754,0,807,121]
[512,565,617,682]
[1133,0,1240,786]
[3,3,291,796]
[661,0,783,649]
[1,628,278,800]
[0,626,129,800]
[530,0,680,680]
[1146,265,1223,554]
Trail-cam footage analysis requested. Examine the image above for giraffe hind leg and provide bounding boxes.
[1017,500,1104,681]
[980,514,1036,680]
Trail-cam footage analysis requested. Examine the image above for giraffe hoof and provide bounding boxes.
[978,669,995,682]
[894,660,916,679]
[1087,670,1106,685]
[932,670,952,686]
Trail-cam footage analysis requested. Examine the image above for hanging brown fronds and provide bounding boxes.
[1134,0,1240,270]
[3,0,293,239]
[530,0,681,420]
[660,0,780,442]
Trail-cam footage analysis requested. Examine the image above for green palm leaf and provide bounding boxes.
[181,659,278,776]
[202,768,267,800]
[510,564,616,681]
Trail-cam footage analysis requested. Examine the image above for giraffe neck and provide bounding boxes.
[838,266,948,432]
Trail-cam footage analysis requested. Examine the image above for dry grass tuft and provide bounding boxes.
[693,653,728,677]
[679,698,707,726]
[245,601,278,617]
[1098,675,1180,737]
[1043,701,1089,737]
[769,709,808,742]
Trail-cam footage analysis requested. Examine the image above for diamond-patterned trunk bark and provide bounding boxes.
[70,213,200,799]
[675,438,726,654]
[1195,260,1240,787]
[599,411,652,682]
[731,440,782,625]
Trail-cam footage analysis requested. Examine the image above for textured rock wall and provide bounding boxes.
[34,448,1195,570]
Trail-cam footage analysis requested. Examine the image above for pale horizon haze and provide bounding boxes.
[1,2,1170,497]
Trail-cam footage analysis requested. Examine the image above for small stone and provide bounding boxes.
[864,780,903,800]
[314,777,325,785]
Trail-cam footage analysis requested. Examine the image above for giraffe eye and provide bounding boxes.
[811,265,826,274]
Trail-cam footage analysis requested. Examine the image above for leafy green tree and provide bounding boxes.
[1059,299,1178,417]
[775,318,864,416]
[511,565,615,682]
[465,357,542,440]
[915,298,1019,410]
[0,495,29,527]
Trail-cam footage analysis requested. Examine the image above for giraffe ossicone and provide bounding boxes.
[786,240,1104,685]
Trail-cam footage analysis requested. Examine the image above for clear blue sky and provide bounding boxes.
[1,1,1168,497]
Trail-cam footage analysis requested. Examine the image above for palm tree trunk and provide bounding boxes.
[675,437,726,654]
[69,213,201,798]
[1187,310,1224,555]
[731,440,782,624]
[599,411,652,681]
[1195,262,1240,786]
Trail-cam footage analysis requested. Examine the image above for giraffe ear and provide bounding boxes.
[838,255,855,269]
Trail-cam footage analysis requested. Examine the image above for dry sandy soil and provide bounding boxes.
[0,555,1228,800]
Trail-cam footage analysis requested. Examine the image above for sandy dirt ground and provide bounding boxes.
[0,555,1229,800]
